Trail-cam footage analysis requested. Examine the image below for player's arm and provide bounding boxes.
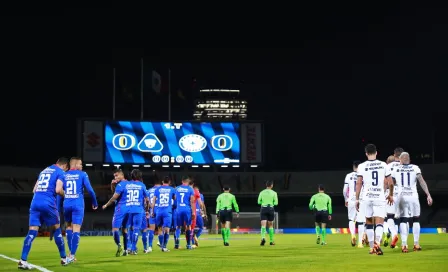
[355,176,363,201]
[151,196,157,211]
[257,192,262,205]
[417,173,433,205]
[84,173,98,208]
[231,195,240,213]
[56,179,65,197]
[327,196,333,215]
[273,192,278,206]
[308,195,315,210]
[190,195,196,213]
[32,179,39,193]
[216,194,221,214]
[102,193,120,209]
[343,175,349,202]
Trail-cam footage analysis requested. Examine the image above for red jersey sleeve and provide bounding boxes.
[194,189,200,200]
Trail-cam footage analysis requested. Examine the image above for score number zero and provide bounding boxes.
[112,133,233,152]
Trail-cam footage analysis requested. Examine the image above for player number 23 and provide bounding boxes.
[37,173,51,190]
[127,190,139,202]
[160,193,169,204]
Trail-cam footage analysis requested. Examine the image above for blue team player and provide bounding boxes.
[147,179,161,252]
[109,169,129,256]
[103,169,149,256]
[18,158,72,269]
[63,157,98,262]
[193,184,207,247]
[151,178,175,252]
[174,176,196,249]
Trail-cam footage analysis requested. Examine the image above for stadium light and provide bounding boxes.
[132,165,139,168]
[103,164,110,167]
[143,165,151,168]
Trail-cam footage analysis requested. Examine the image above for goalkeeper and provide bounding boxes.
[216,185,239,246]
[309,184,332,245]
[258,180,278,246]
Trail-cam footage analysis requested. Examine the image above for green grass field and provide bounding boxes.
[1,234,447,272]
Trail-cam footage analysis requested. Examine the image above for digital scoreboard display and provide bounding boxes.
[104,121,240,164]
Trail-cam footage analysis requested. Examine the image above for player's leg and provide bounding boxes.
[411,198,422,251]
[64,206,73,255]
[190,210,197,245]
[127,214,134,252]
[161,214,172,252]
[267,208,275,245]
[174,212,182,249]
[347,202,357,246]
[141,213,149,253]
[195,214,204,245]
[219,211,226,245]
[131,213,142,254]
[260,207,268,245]
[18,208,41,269]
[148,215,156,251]
[44,207,70,265]
[372,202,385,255]
[399,198,410,252]
[68,207,84,261]
[320,212,328,245]
[364,201,377,253]
[387,214,399,248]
[314,212,322,244]
[224,210,233,245]
[183,211,193,248]
[112,213,125,257]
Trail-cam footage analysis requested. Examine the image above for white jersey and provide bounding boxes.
[385,161,400,200]
[343,171,357,202]
[391,164,421,198]
[387,161,401,173]
[357,160,390,201]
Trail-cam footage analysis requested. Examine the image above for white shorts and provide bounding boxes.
[356,201,366,223]
[364,199,386,218]
[386,201,396,215]
[347,201,357,221]
[398,196,420,218]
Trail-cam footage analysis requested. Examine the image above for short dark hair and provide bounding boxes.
[352,160,361,168]
[131,169,143,181]
[189,180,195,186]
[56,157,69,165]
[162,176,171,184]
[265,180,273,187]
[365,144,377,155]
[318,184,325,191]
[394,147,404,157]
[113,169,123,174]
[223,185,230,191]
[154,179,161,185]
[182,175,190,181]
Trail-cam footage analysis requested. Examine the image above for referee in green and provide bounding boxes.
[216,185,239,246]
[309,184,332,245]
[258,180,278,246]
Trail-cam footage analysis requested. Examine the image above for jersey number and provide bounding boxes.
[371,171,378,186]
[36,174,51,190]
[401,172,411,186]
[160,193,169,204]
[66,180,77,195]
[180,193,185,203]
[127,190,139,202]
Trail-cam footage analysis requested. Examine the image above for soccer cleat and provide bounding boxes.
[130,250,137,255]
[362,233,368,245]
[144,247,153,253]
[383,233,390,247]
[18,261,32,270]
[157,242,161,247]
[115,245,123,257]
[186,245,194,250]
[369,248,376,254]
[316,236,321,244]
[321,242,327,246]
[413,245,422,251]
[161,248,170,252]
[390,235,399,249]
[174,245,179,249]
[61,257,73,266]
[270,242,275,246]
[260,238,266,246]
[357,243,364,248]
[351,236,356,247]
[194,236,199,247]
[122,250,128,256]
[374,242,383,255]
[401,245,409,253]
[224,242,229,246]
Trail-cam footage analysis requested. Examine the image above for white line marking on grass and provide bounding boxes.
[0,254,53,272]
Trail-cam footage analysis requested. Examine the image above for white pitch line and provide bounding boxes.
[0,254,53,272]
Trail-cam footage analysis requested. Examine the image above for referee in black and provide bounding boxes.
[258,180,278,246]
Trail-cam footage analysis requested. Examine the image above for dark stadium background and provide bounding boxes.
[1,5,448,235]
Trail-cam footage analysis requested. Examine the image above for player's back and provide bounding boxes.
[392,164,420,196]
[175,185,194,210]
[126,181,147,214]
[344,171,357,201]
[156,186,175,212]
[63,169,87,207]
[358,160,389,201]
[32,165,65,207]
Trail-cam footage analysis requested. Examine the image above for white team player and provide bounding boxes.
[355,179,367,248]
[391,152,433,253]
[343,161,361,247]
[384,148,404,248]
[356,144,394,255]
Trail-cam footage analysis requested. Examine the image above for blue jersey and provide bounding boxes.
[175,185,195,211]
[115,181,148,214]
[196,193,204,213]
[148,185,159,213]
[31,165,65,208]
[154,186,175,213]
[63,169,98,208]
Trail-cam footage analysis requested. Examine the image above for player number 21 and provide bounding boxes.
[66,180,77,195]
[127,190,139,202]
[36,173,51,190]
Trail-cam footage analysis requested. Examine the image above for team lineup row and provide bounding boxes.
[342,145,433,255]
[16,156,279,269]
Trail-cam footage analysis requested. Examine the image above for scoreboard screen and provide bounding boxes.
[104,121,240,164]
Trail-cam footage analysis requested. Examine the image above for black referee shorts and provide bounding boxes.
[260,207,275,221]
[218,209,233,224]
[315,210,329,224]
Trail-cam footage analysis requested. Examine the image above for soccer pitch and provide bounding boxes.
[1,234,447,272]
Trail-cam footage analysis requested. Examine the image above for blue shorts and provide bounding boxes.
[112,212,130,229]
[140,213,149,229]
[63,205,84,225]
[156,211,172,228]
[196,214,204,228]
[128,213,143,230]
[171,210,177,228]
[29,204,60,227]
[176,209,192,227]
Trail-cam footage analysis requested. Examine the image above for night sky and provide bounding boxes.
[3,6,448,170]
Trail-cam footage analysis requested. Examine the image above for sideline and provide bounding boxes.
[0,254,53,272]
